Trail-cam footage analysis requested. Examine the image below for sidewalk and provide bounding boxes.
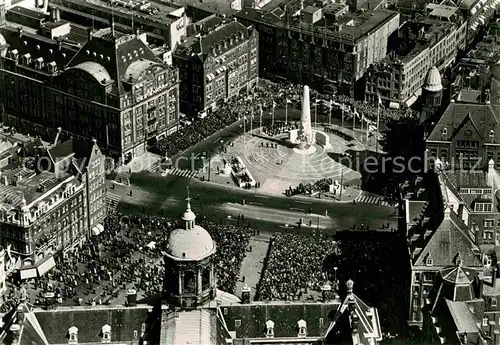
[235,234,271,301]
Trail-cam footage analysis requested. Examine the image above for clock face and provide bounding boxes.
[464,129,472,136]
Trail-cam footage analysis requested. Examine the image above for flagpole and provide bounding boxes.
[243,112,246,148]
[285,99,288,127]
[250,108,253,134]
[260,105,263,133]
[341,106,344,128]
[353,107,356,130]
[272,102,275,127]
[315,100,317,128]
[366,116,369,144]
[329,100,332,126]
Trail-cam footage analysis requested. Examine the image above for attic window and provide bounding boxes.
[426,257,433,266]
[492,298,497,307]
[483,317,488,327]
[266,320,274,338]
[68,326,78,344]
[441,128,447,136]
[22,53,31,65]
[490,130,495,139]
[235,320,241,327]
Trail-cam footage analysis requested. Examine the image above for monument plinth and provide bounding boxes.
[290,85,316,154]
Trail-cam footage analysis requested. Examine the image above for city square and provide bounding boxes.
[0,0,497,344]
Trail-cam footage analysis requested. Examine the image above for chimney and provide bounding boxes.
[3,176,7,186]
[54,127,62,146]
[488,159,496,188]
[241,285,251,303]
[136,28,140,38]
[17,27,23,38]
[126,289,137,306]
[88,28,93,41]
[55,8,60,22]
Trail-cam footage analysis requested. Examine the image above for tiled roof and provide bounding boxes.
[427,103,500,142]
[221,302,338,339]
[32,305,153,344]
[414,211,483,268]
[445,300,478,333]
[445,170,489,188]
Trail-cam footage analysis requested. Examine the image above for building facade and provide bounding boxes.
[174,19,259,115]
[0,11,180,161]
[0,136,106,278]
[235,2,399,94]
[365,10,467,107]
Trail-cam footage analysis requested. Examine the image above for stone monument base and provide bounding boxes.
[293,145,317,155]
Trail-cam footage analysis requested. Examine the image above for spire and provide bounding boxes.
[186,186,191,211]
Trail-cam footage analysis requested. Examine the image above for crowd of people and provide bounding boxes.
[256,233,338,301]
[10,212,252,308]
[151,80,416,158]
[324,233,408,333]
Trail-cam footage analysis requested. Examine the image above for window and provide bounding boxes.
[319,318,324,327]
[133,330,138,339]
[483,317,488,327]
[492,298,497,307]
[68,326,78,344]
[235,320,241,327]
[223,308,228,315]
[426,258,433,266]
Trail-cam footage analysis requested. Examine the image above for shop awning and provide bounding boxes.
[406,94,418,107]
[20,267,37,280]
[92,224,104,236]
[389,102,400,109]
[37,256,56,276]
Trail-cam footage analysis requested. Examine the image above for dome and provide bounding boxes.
[166,225,215,260]
[423,66,443,92]
[182,209,196,222]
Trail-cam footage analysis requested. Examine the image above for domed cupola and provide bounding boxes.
[423,66,443,93]
[163,188,217,309]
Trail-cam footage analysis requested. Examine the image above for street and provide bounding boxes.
[108,172,398,235]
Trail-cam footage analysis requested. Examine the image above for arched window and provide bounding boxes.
[492,298,497,307]
[183,271,196,293]
[202,266,210,290]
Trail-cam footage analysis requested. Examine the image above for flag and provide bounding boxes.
[330,99,333,108]
[377,93,382,105]
[260,105,263,117]
[272,101,276,109]
[286,98,292,104]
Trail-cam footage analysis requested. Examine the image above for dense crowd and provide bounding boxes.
[12,212,251,308]
[151,80,416,157]
[256,233,338,301]
[324,233,407,333]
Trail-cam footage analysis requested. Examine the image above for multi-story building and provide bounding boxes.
[34,0,188,49]
[174,18,259,115]
[0,135,106,279]
[422,261,500,345]
[0,196,383,345]
[401,170,483,327]
[0,6,180,161]
[365,7,467,107]
[425,80,500,171]
[235,0,399,94]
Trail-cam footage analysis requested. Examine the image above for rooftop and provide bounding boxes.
[235,6,398,42]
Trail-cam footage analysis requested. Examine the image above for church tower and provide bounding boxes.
[162,188,216,309]
[420,66,443,124]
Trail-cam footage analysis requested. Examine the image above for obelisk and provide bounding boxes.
[298,85,314,149]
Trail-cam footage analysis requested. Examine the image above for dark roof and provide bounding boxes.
[66,27,166,94]
[9,6,46,20]
[222,302,339,338]
[414,210,483,267]
[48,138,74,161]
[175,20,253,62]
[0,25,78,74]
[445,170,489,189]
[427,103,500,142]
[32,305,153,344]
[457,89,482,104]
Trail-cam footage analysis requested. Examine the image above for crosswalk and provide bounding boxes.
[162,168,198,179]
[146,162,159,173]
[355,194,390,207]
[106,192,122,211]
